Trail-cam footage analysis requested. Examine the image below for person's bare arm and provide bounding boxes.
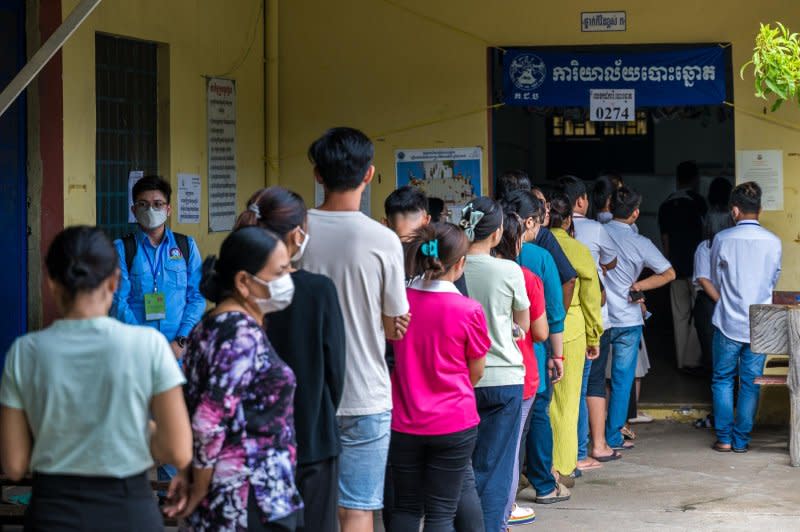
[632,267,677,293]
[513,308,531,335]
[150,386,193,470]
[698,278,720,302]
[549,331,565,383]
[562,278,576,313]
[0,407,31,481]
[468,357,486,386]
[383,313,411,341]
[529,312,549,343]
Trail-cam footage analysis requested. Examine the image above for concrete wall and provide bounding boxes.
[275,0,800,289]
[60,0,266,256]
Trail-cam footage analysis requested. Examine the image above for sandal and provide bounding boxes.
[621,426,636,440]
[534,483,571,504]
[611,441,635,451]
[591,450,622,462]
[576,458,603,471]
[711,441,732,452]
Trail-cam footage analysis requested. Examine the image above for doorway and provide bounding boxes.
[490,44,736,405]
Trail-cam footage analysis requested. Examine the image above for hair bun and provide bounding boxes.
[68,260,90,278]
[200,256,224,304]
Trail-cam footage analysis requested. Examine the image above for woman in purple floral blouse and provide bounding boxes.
[165,226,303,531]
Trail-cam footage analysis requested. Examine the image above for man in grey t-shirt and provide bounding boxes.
[300,127,410,532]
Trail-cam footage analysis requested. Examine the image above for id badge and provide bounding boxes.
[144,292,167,321]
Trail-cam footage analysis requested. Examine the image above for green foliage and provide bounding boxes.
[741,22,800,112]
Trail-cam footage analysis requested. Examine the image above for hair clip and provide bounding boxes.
[248,203,261,220]
[421,239,439,259]
[459,208,485,242]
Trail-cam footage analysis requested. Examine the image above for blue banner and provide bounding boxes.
[503,47,727,107]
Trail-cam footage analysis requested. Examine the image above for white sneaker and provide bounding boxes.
[508,503,536,526]
[628,412,653,424]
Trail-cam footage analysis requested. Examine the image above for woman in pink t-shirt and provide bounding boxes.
[389,222,491,532]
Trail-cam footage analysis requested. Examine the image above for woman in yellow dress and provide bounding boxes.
[547,193,604,478]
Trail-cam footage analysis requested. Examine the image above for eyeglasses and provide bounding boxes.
[134,200,168,210]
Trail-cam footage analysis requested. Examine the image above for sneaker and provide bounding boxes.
[508,503,536,526]
[534,483,571,504]
[628,412,653,424]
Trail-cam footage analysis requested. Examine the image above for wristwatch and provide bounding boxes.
[176,336,188,348]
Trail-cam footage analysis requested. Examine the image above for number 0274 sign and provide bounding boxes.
[590,89,635,122]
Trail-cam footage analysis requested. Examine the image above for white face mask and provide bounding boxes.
[249,273,295,314]
[597,212,613,224]
[291,228,310,262]
[136,206,168,230]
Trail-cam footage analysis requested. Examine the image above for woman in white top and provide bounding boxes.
[0,226,192,531]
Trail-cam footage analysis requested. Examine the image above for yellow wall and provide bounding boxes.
[61,0,266,256]
[276,0,800,289]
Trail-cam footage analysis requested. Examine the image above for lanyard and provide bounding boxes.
[141,236,165,293]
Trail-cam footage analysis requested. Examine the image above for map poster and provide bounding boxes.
[395,148,482,223]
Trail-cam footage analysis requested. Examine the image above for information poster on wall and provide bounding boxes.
[736,150,783,211]
[314,181,371,217]
[127,170,144,223]
[177,173,202,224]
[395,148,482,223]
[207,77,237,232]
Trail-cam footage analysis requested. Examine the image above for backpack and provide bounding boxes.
[120,232,191,273]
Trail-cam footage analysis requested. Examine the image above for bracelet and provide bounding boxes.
[552,356,564,360]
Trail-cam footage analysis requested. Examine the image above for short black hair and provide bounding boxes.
[556,175,587,208]
[592,176,617,215]
[132,175,172,204]
[428,197,445,223]
[730,181,761,214]
[495,170,531,200]
[384,186,428,218]
[708,177,733,209]
[499,189,544,223]
[46,226,118,301]
[308,127,374,192]
[611,187,642,219]
[676,161,699,186]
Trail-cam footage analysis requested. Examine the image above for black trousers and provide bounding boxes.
[389,427,478,532]
[24,472,162,532]
[296,457,338,532]
[694,291,716,372]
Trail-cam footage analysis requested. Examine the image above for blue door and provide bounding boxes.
[0,0,27,357]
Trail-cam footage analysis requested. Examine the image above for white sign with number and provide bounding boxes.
[590,89,635,122]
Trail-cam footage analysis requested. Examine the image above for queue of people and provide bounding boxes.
[0,126,782,532]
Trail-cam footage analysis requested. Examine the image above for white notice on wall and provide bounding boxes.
[127,170,144,223]
[177,173,202,224]
[314,181,371,217]
[590,89,635,122]
[736,150,783,211]
[207,77,237,232]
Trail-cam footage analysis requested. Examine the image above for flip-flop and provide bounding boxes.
[611,442,635,451]
[591,450,622,462]
[732,445,750,454]
[576,459,604,471]
[711,441,732,452]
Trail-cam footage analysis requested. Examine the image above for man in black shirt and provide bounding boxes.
[658,161,707,370]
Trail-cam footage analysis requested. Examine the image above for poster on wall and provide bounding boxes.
[127,170,144,223]
[736,150,783,211]
[177,173,202,224]
[314,181,371,217]
[207,77,237,232]
[395,148,482,223]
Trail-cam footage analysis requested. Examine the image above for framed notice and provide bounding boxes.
[177,173,201,224]
[207,77,237,232]
[736,150,783,211]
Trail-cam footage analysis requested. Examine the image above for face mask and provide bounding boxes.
[291,228,310,262]
[597,212,613,223]
[136,206,168,230]
[249,273,295,314]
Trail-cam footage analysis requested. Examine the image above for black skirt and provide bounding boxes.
[24,471,163,532]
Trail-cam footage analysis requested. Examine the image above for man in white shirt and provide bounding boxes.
[558,175,617,470]
[586,187,675,459]
[709,182,781,453]
[300,127,411,532]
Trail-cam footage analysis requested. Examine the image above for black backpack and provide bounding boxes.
[120,232,191,273]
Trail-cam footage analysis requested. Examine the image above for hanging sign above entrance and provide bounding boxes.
[590,89,635,121]
[581,11,626,32]
[503,46,727,107]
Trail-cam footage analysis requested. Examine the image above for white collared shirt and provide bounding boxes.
[693,240,712,288]
[710,221,782,343]
[408,277,462,295]
[573,214,618,270]
[603,220,672,328]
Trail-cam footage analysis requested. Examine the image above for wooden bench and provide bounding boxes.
[750,304,800,466]
[0,476,177,527]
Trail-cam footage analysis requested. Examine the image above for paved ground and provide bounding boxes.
[378,421,800,531]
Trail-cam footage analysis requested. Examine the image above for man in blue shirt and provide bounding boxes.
[113,175,205,358]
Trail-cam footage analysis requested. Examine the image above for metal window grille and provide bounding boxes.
[95,34,158,240]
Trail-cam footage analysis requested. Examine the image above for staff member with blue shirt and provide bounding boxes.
[113,175,205,360]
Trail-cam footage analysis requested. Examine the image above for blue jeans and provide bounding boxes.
[473,385,523,532]
[338,411,392,510]
[603,326,643,448]
[577,358,592,461]
[505,397,534,522]
[525,376,556,496]
[712,328,766,449]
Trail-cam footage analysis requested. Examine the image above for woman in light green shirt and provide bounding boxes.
[0,226,192,530]
[547,195,604,478]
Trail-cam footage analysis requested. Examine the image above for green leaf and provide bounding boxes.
[771,98,785,112]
